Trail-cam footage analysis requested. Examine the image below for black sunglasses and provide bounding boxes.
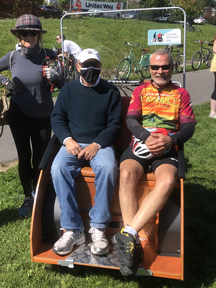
[20,30,38,37]
[150,65,171,71]
[80,61,100,68]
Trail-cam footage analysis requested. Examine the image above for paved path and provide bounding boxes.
[0,69,213,164]
[172,69,213,105]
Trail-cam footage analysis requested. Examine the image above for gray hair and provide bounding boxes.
[150,49,173,66]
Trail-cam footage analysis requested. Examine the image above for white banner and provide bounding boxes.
[148,29,181,45]
[73,0,123,10]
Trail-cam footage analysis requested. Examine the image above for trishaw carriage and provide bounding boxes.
[30,84,185,280]
[30,6,187,281]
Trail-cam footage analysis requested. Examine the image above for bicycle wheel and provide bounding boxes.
[175,55,184,73]
[140,66,151,79]
[206,50,214,67]
[193,26,201,32]
[65,56,75,82]
[191,51,202,70]
[186,25,193,32]
[116,58,131,80]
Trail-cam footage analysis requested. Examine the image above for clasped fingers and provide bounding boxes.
[65,139,82,155]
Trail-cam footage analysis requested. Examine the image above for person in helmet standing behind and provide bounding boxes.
[112,49,197,276]
[0,14,65,218]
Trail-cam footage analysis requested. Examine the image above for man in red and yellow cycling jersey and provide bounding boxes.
[112,49,196,276]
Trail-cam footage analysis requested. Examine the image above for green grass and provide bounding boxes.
[1,102,216,288]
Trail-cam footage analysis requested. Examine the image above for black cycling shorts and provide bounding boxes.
[120,145,179,173]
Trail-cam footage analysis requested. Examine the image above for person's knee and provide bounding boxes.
[156,171,177,192]
[120,165,139,186]
[96,160,118,177]
[51,161,59,178]
[51,156,65,177]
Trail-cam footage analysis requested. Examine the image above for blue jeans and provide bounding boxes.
[51,144,118,231]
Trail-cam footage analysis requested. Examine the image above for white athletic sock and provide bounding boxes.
[124,225,140,244]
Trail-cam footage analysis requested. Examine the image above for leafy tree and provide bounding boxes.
[139,0,171,19]
[143,0,170,7]
[172,0,206,18]
[205,0,215,7]
[58,0,70,6]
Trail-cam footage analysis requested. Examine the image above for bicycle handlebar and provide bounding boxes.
[194,40,213,46]
[125,41,141,47]
[204,40,213,46]
[166,44,183,48]
[108,79,142,84]
[124,41,149,52]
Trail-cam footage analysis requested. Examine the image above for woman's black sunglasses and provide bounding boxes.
[20,30,38,37]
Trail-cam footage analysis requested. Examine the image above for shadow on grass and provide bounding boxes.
[182,181,216,288]
[0,208,21,226]
[184,157,192,174]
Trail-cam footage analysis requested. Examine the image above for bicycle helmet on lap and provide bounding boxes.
[132,138,153,159]
[132,136,171,159]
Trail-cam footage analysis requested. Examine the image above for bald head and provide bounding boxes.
[150,49,173,66]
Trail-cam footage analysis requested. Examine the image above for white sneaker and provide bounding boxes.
[209,113,216,118]
[52,230,85,256]
[89,227,109,255]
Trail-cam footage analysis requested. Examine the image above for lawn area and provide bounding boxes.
[0,16,214,96]
[0,102,216,288]
[0,16,215,81]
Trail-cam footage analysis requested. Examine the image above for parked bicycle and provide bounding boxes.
[165,44,184,72]
[191,40,213,70]
[53,47,75,82]
[116,42,151,80]
[186,22,201,32]
[64,54,75,82]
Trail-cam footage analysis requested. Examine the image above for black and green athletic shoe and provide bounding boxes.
[112,228,144,276]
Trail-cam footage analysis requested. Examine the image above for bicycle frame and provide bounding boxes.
[195,40,212,60]
[127,46,150,71]
[191,40,213,70]
[199,45,211,61]
[128,50,140,68]
[165,44,184,72]
[140,54,150,68]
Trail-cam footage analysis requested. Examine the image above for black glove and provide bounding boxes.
[5,80,14,92]
[0,75,14,92]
